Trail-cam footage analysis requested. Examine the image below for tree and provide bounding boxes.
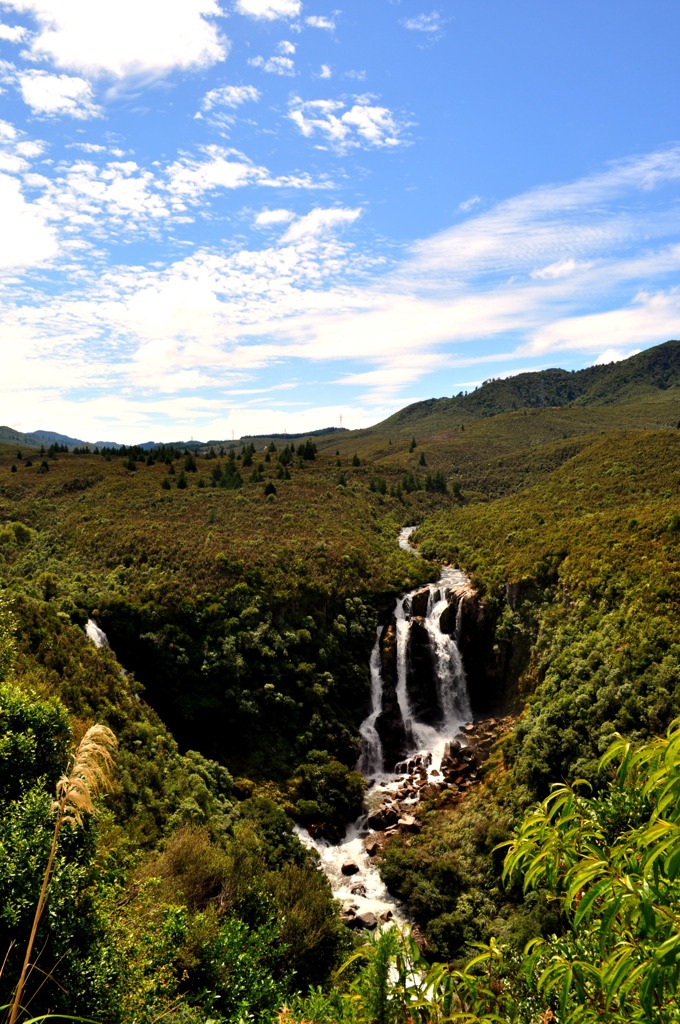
[298,439,318,461]
[0,595,15,681]
[425,470,447,494]
[500,720,680,1022]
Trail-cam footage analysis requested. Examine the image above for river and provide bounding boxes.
[297,526,473,929]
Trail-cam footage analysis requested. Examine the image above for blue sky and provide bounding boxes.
[1,0,679,443]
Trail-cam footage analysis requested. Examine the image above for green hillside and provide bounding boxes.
[1,340,679,1022]
[381,338,680,426]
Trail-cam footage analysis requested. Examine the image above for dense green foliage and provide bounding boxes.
[0,341,679,1021]
[286,722,680,1023]
[390,424,680,958]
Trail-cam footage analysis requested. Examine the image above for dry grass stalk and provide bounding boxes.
[8,724,117,1024]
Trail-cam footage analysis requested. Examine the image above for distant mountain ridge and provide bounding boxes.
[384,339,680,426]
[0,427,123,450]
[0,423,347,452]
[2,341,678,449]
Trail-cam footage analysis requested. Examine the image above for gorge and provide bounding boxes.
[298,527,512,931]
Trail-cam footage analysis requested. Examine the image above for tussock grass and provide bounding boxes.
[8,725,116,1024]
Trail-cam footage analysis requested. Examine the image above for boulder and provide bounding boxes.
[306,822,346,843]
[341,860,360,876]
[367,805,399,830]
[379,620,398,686]
[409,587,431,618]
[442,739,462,761]
[380,909,394,923]
[398,814,421,833]
[347,911,378,931]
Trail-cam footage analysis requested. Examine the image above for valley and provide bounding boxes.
[1,341,679,1022]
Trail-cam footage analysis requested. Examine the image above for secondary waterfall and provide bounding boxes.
[85,618,109,648]
[298,526,474,928]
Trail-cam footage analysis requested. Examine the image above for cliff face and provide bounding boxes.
[375,621,411,767]
[367,579,528,772]
[440,587,528,717]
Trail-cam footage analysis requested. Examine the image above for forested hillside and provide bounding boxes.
[1,341,679,1022]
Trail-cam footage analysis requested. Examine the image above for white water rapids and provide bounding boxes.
[298,526,472,927]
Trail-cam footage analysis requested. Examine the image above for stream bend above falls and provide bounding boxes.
[297,527,478,929]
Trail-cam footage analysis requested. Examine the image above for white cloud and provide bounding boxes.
[522,291,680,357]
[306,15,334,29]
[0,171,58,268]
[0,21,26,41]
[33,158,174,238]
[200,83,260,111]
[409,148,680,282]
[249,54,295,76]
[289,96,407,150]
[0,151,27,172]
[531,258,585,280]
[594,347,640,365]
[254,207,295,226]
[403,12,444,33]
[236,0,301,20]
[67,141,106,152]
[2,145,680,439]
[459,194,481,212]
[16,139,44,157]
[281,206,361,243]
[277,39,296,54]
[160,146,328,203]
[318,63,331,79]
[166,148,259,197]
[5,0,227,78]
[0,119,18,141]
[18,70,100,118]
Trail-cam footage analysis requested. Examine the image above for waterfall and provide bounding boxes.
[427,585,471,730]
[298,527,474,929]
[358,634,388,776]
[455,595,464,640]
[363,554,472,777]
[85,618,109,648]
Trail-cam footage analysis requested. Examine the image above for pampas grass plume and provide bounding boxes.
[8,724,117,1024]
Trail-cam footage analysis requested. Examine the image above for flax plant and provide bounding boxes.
[8,725,117,1024]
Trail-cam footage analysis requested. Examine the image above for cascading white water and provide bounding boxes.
[295,821,402,925]
[375,551,472,776]
[85,619,109,648]
[426,569,471,734]
[357,634,388,776]
[299,527,474,927]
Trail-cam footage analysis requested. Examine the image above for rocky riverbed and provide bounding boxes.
[316,714,515,931]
